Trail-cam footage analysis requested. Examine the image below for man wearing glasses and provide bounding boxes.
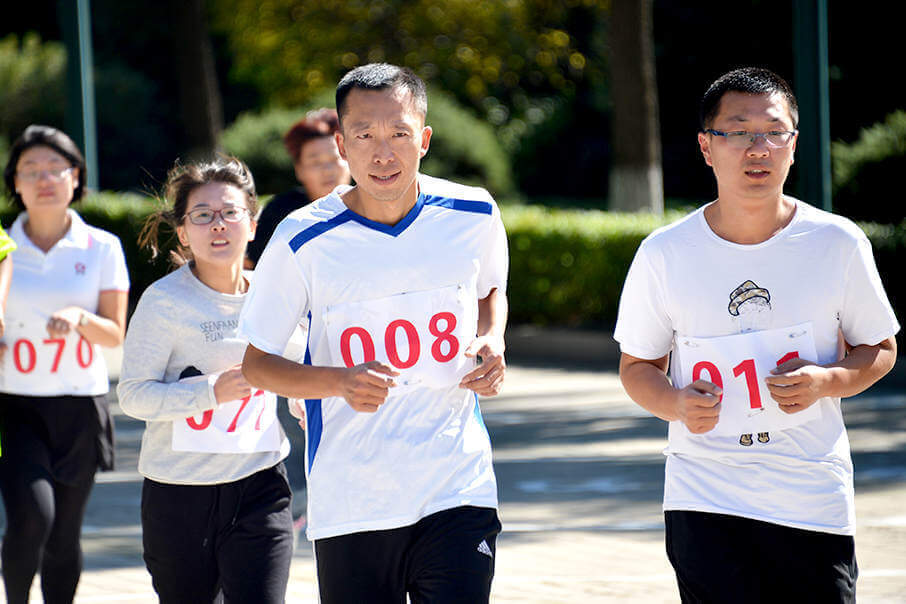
[614,67,898,602]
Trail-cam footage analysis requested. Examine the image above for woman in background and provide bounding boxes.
[0,125,129,604]
[245,107,351,267]
[117,157,292,603]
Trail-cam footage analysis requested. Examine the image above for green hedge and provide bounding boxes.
[3,196,904,336]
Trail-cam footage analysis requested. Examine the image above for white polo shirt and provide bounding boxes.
[239,174,508,540]
[2,209,130,396]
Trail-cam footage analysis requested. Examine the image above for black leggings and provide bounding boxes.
[0,393,103,604]
[0,473,94,603]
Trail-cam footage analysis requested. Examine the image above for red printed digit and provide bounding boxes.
[692,361,723,403]
[776,351,799,366]
[77,336,93,368]
[733,358,762,410]
[13,339,37,373]
[385,320,420,369]
[186,410,214,430]
[227,392,253,432]
[254,391,267,430]
[429,312,459,363]
[340,327,376,368]
[43,338,66,373]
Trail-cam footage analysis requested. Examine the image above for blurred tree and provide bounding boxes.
[170,0,224,158]
[209,0,609,197]
[608,0,662,212]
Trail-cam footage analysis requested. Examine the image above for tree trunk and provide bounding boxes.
[608,0,663,213]
[169,0,223,159]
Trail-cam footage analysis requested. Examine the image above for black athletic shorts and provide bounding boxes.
[315,505,501,604]
[665,510,857,604]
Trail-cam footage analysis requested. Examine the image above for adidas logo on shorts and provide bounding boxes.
[476,539,493,558]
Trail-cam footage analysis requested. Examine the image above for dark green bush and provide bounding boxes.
[221,88,515,198]
[3,196,904,339]
[832,111,906,223]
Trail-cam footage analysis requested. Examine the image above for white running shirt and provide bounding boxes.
[614,199,899,535]
[239,174,508,540]
[2,210,129,396]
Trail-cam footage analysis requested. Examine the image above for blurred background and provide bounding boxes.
[1,0,904,332]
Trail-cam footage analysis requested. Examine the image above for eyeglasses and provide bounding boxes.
[16,167,74,183]
[185,207,250,225]
[704,129,797,149]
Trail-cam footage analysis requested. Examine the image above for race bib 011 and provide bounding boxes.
[323,284,477,393]
[676,322,824,436]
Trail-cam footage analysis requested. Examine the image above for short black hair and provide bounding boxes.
[335,63,428,124]
[700,67,799,131]
[3,124,87,210]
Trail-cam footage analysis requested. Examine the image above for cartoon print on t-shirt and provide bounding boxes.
[728,280,773,446]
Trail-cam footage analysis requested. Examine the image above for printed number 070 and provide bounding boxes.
[692,351,799,410]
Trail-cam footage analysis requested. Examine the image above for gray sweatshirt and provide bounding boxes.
[117,264,289,484]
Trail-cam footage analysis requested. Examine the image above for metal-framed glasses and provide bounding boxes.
[704,129,797,149]
[16,167,74,183]
[185,206,250,225]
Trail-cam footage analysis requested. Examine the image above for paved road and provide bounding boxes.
[2,355,905,602]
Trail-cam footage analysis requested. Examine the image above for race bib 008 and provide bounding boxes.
[172,376,282,454]
[676,322,824,436]
[323,284,477,392]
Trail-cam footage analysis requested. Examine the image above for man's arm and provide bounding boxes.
[459,287,507,396]
[242,344,399,413]
[619,352,723,434]
[765,336,897,413]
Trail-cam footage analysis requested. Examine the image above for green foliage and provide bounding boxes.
[503,205,681,326]
[222,89,514,196]
[832,110,906,223]
[0,33,66,141]
[4,194,904,333]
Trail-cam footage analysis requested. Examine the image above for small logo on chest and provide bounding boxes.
[75,262,86,275]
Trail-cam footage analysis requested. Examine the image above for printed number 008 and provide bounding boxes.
[340,312,459,369]
[692,351,799,410]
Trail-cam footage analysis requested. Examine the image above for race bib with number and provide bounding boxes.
[676,322,824,435]
[323,284,477,393]
[172,376,282,453]
[0,321,105,395]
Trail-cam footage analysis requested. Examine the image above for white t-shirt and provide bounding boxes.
[2,210,130,396]
[614,199,899,535]
[239,174,508,540]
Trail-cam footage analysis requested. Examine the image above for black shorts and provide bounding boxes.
[0,392,111,485]
[315,505,501,604]
[665,510,857,604]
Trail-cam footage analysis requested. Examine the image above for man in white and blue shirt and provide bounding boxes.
[240,63,508,603]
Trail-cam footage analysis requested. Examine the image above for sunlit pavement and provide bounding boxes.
[2,347,905,603]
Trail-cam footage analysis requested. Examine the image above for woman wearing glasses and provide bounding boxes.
[0,125,130,603]
[117,157,292,603]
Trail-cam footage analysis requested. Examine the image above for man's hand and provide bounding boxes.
[459,335,506,396]
[340,361,399,412]
[213,365,253,404]
[672,380,722,434]
[46,306,84,338]
[765,357,830,413]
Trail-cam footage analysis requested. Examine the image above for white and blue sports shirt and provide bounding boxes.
[239,173,508,540]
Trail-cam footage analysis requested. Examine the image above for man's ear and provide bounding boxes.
[419,125,433,158]
[335,131,348,161]
[698,131,713,167]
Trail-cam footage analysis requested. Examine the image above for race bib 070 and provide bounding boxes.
[323,284,477,393]
[676,322,824,435]
[0,321,105,394]
[172,376,282,453]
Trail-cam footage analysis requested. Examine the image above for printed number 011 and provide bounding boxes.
[692,351,799,410]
